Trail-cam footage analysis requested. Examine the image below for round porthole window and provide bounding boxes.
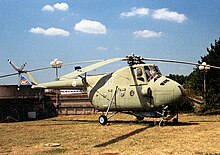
[120,91,125,97]
[130,90,135,96]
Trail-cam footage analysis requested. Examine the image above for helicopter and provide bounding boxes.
[1,54,220,125]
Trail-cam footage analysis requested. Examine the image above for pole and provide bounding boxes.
[55,67,58,80]
[199,62,210,99]
[203,71,206,99]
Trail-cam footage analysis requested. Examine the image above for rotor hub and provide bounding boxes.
[125,54,145,66]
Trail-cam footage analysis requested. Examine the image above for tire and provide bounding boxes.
[99,115,107,125]
[136,116,144,121]
[159,120,164,126]
[172,118,178,125]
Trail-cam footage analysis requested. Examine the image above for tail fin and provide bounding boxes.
[26,72,38,85]
[20,74,31,85]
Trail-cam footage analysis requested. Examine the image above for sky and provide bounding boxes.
[0,0,220,84]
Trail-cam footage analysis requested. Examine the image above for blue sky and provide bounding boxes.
[1,0,220,84]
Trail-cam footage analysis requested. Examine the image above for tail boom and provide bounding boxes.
[32,78,83,89]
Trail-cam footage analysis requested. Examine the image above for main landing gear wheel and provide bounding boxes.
[136,116,144,121]
[172,118,178,125]
[99,115,108,125]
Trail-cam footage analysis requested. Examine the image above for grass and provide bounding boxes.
[0,114,220,155]
[44,148,67,154]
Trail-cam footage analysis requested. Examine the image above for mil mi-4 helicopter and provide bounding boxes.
[1,54,220,125]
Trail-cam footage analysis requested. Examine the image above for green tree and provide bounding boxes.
[201,38,220,109]
[187,38,220,111]
[166,74,194,112]
[166,74,187,85]
[186,68,203,96]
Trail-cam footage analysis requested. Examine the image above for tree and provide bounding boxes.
[166,74,187,85]
[166,74,194,112]
[186,68,203,96]
[187,38,220,111]
[201,38,220,109]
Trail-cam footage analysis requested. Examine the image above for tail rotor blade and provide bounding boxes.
[20,63,27,71]
[8,59,19,71]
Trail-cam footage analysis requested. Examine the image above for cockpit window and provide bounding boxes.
[144,66,151,80]
[144,65,161,81]
[154,66,161,75]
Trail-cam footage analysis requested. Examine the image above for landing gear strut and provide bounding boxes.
[172,113,179,125]
[99,86,118,125]
[157,106,179,126]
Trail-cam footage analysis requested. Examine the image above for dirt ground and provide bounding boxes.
[0,114,220,155]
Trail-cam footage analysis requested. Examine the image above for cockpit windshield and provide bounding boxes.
[144,65,161,81]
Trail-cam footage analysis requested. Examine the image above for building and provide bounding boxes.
[0,85,94,122]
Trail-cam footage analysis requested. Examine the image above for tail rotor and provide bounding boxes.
[7,60,27,89]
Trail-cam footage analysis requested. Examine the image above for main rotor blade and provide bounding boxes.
[143,57,220,69]
[27,59,105,72]
[62,59,104,67]
[0,59,107,80]
[0,72,19,78]
[61,58,124,79]
[28,66,53,72]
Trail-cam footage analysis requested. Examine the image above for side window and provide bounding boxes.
[144,66,151,81]
[136,68,143,77]
[131,67,148,84]
[135,67,145,84]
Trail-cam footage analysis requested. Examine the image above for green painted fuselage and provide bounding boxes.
[34,64,183,112]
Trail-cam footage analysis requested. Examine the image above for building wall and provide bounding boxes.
[0,86,95,122]
[46,92,96,115]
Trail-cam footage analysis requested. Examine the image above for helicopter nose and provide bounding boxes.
[172,84,183,103]
[153,77,183,107]
[165,79,183,105]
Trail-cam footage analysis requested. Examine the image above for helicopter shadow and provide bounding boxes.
[31,118,199,128]
[47,119,199,126]
[93,120,198,148]
[94,125,152,148]
[162,121,199,126]
[106,120,199,126]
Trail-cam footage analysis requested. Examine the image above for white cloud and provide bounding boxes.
[133,29,162,38]
[120,7,149,17]
[120,7,187,23]
[96,46,107,51]
[42,3,69,12]
[74,19,107,34]
[53,3,69,11]
[42,5,55,12]
[152,8,187,23]
[29,27,70,37]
